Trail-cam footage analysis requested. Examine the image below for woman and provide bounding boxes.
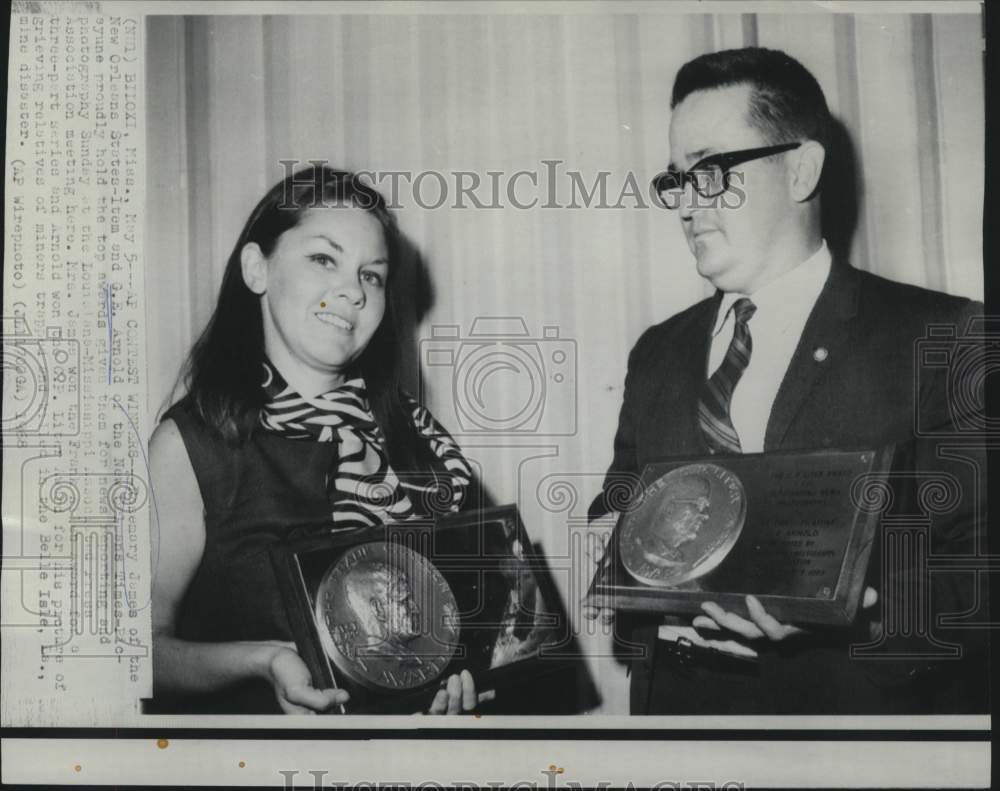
[149,166,485,714]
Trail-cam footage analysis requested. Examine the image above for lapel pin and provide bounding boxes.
[813,347,829,362]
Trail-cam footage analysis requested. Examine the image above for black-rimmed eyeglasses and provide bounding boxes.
[651,142,801,209]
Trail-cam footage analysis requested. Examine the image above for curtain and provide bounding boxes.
[145,9,984,713]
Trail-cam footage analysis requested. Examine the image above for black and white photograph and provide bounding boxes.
[1,0,994,787]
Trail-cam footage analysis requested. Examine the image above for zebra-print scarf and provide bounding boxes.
[259,361,472,530]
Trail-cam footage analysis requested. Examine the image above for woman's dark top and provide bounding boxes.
[150,401,343,714]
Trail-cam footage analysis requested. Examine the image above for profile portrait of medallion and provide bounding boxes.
[620,463,746,587]
[315,542,460,692]
[635,472,712,567]
[343,560,424,663]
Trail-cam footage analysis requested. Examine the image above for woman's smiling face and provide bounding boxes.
[242,206,389,392]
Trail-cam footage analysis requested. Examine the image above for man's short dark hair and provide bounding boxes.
[671,47,832,151]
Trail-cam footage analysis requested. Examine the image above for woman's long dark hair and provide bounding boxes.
[178,165,439,477]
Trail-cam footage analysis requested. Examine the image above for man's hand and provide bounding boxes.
[692,587,879,658]
[426,669,496,714]
[267,644,349,714]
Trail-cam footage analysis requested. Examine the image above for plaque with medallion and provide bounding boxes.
[313,541,460,694]
[585,447,895,625]
[271,505,589,713]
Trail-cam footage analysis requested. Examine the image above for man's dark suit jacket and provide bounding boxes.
[594,260,988,714]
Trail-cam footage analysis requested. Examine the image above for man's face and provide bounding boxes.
[382,572,421,643]
[677,498,710,544]
[668,83,796,294]
[659,497,710,547]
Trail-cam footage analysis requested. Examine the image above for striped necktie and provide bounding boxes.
[698,297,757,454]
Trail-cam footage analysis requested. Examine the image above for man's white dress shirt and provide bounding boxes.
[707,240,832,453]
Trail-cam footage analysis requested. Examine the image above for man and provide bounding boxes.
[343,561,423,663]
[634,473,712,569]
[590,47,986,714]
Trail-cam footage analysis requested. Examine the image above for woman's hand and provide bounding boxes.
[425,669,496,714]
[267,643,349,714]
[580,524,616,626]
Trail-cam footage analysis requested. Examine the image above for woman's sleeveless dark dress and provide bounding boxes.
[149,401,345,714]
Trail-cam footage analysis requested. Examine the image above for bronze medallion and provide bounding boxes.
[619,462,746,586]
[314,541,460,692]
